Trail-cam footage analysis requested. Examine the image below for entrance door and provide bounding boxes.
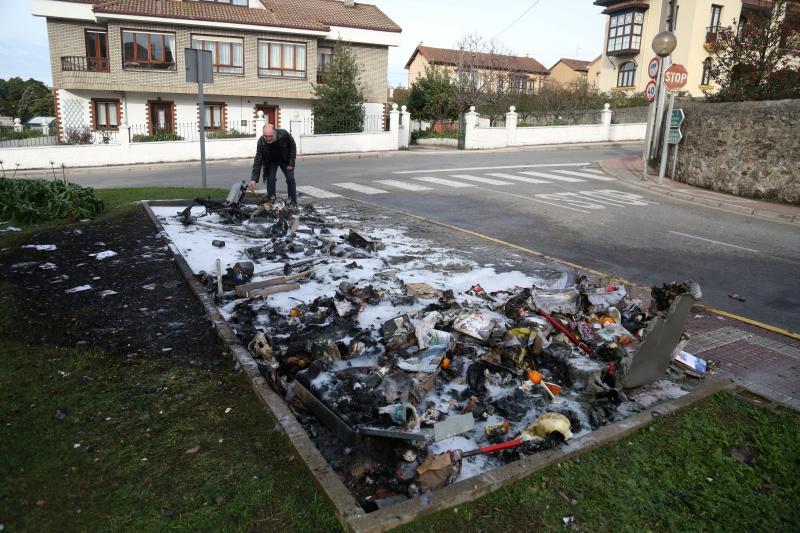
[149,102,173,135]
[255,104,278,130]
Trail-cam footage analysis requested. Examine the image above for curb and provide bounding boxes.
[10,141,643,175]
[599,160,800,226]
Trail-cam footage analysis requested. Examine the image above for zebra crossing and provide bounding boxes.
[297,165,659,212]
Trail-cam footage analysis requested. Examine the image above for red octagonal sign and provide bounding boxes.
[663,63,688,91]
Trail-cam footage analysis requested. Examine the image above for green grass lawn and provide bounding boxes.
[2,187,799,531]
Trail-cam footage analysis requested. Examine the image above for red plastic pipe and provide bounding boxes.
[537,309,592,354]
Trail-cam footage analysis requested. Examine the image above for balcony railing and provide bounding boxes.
[61,56,110,72]
[316,71,328,84]
[705,26,722,44]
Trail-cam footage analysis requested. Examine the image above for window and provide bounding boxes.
[701,58,712,85]
[510,75,527,94]
[317,46,333,82]
[202,103,224,130]
[607,11,644,53]
[709,5,723,30]
[526,79,536,94]
[92,99,120,130]
[201,0,248,5]
[617,61,636,87]
[258,40,306,77]
[192,36,244,74]
[84,30,108,71]
[122,30,176,70]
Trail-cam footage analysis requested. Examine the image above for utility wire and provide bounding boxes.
[493,0,543,39]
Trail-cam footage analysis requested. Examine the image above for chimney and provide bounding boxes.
[343,0,355,7]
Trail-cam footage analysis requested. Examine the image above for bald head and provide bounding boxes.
[262,124,277,143]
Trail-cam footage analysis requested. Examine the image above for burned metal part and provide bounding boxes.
[292,380,356,446]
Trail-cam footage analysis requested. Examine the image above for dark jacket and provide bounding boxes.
[250,128,297,182]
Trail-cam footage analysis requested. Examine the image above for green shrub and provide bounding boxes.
[131,133,184,142]
[414,129,458,139]
[0,178,104,224]
[0,127,44,141]
[206,129,253,140]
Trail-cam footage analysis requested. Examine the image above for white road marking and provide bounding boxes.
[413,176,475,188]
[374,179,433,191]
[535,192,607,210]
[518,170,584,183]
[450,174,512,185]
[296,186,341,198]
[552,170,616,181]
[588,189,659,206]
[393,162,591,174]
[486,189,591,214]
[332,182,388,194]
[485,172,550,184]
[668,231,760,253]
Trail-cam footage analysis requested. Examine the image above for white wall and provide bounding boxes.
[298,131,397,155]
[1,109,404,169]
[462,106,646,150]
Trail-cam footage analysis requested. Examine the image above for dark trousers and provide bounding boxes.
[266,161,297,203]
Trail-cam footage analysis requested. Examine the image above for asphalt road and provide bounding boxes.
[61,144,800,332]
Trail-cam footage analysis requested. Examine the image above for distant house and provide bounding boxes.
[31,0,401,137]
[0,116,14,128]
[26,117,56,127]
[587,55,602,88]
[405,45,550,95]
[548,58,593,88]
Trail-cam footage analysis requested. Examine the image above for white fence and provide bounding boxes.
[0,106,412,170]
[463,104,646,150]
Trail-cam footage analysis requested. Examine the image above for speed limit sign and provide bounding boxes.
[645,80,657,102]
[648,57,660,79]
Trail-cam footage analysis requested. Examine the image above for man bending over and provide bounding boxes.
[248,123,297,205]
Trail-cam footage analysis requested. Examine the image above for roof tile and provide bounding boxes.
[408,45,549,74]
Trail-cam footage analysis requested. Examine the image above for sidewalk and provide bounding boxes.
[600,155,800,225]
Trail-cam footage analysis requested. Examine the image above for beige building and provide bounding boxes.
[405,45,550,95]
[548,58,592,88]
[591,0,783,96]
[32,0,400,137]
[587,55,603,87]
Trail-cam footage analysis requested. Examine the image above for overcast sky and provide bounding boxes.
[1,0,606,87]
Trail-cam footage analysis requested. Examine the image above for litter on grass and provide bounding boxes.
[22,244,57,251]
[151,192,707,512]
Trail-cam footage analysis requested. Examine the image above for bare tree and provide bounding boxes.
[450,34,516,123]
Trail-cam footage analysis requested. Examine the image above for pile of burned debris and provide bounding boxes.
[157,189,707,511]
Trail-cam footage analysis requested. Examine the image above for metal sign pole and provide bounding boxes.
[642,100,657,180]
[671,142,680,179]
[658,91,676,184]
[198,75,207,189]
[184,48,213,189]
[651,56,670,159]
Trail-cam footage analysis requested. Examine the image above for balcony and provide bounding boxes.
[61,56,110,72]
[704,26,727,52]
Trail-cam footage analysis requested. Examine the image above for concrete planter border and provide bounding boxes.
[143,199,737,533]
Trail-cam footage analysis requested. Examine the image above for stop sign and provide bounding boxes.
[663,63,688,91]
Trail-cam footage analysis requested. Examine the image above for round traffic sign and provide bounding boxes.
[664,63,688,91]
[648,57,660,79]
[645,80,657,102]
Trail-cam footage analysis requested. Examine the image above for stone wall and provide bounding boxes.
[674,99,800,204]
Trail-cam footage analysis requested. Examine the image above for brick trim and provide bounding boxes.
[53,89,62,140]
